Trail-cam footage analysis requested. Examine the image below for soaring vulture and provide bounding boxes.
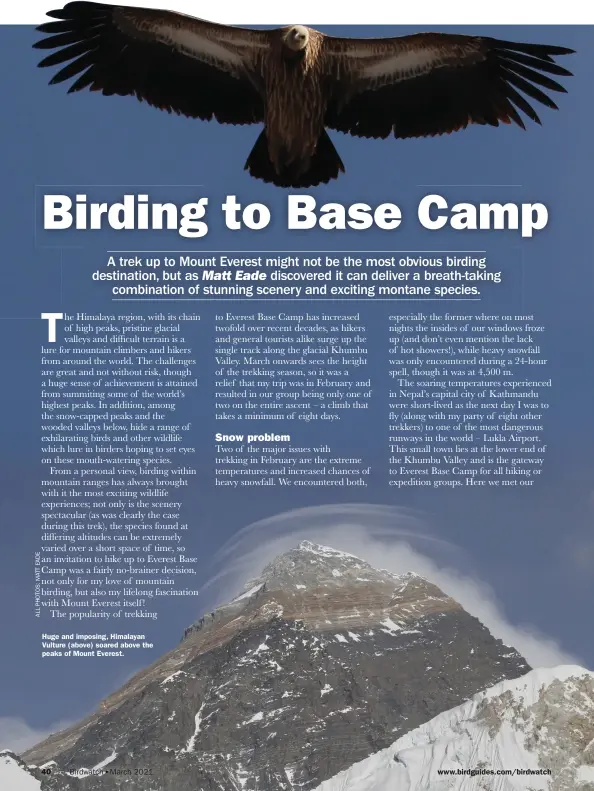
[34,2,574,187]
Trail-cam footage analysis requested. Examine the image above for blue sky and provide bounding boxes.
[0,23,592,748]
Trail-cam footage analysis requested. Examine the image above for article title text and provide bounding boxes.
[42,193,548,239]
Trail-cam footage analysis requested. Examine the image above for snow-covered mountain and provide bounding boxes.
[314,665,594,791]
[22,542,531,790]
[0,752,41,790]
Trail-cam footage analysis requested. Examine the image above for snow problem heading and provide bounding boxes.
[42,194,549,239]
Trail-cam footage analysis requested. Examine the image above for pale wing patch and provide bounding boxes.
[156,24,244,69]
[332,44,388,59]
[208,31,270,49]
[115,12,267,72]
[361,47,446,81]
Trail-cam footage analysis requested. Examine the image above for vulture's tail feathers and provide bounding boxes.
[245,129,345,188]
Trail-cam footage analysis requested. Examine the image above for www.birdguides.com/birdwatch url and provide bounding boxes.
[42,194,550,238]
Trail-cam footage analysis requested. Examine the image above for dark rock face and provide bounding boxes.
[23,542,530,790]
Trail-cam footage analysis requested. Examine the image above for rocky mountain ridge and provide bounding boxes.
[314,665,594,791]
[20,542,531,790]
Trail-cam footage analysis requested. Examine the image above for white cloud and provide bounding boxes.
[206,503,583,670]
[0,662,145,757]
[0,717,72,754]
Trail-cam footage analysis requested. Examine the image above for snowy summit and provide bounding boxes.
[16,543,569,791]
[0,752,41,790]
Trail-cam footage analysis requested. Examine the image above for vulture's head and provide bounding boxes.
[282,25,310,52]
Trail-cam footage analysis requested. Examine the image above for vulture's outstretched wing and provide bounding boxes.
[324,33,574,138]
[34,1,268,124]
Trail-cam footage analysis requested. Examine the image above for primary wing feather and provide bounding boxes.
[324,33,574,138]
[34,1,268,124]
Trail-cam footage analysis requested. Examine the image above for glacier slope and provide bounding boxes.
[314,666,594,791]
[0,751,42,790]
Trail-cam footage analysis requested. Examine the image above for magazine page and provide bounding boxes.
[1,1,592,788]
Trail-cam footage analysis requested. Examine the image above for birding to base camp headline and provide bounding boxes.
[41,192,552,238]
[33,2,575,189]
